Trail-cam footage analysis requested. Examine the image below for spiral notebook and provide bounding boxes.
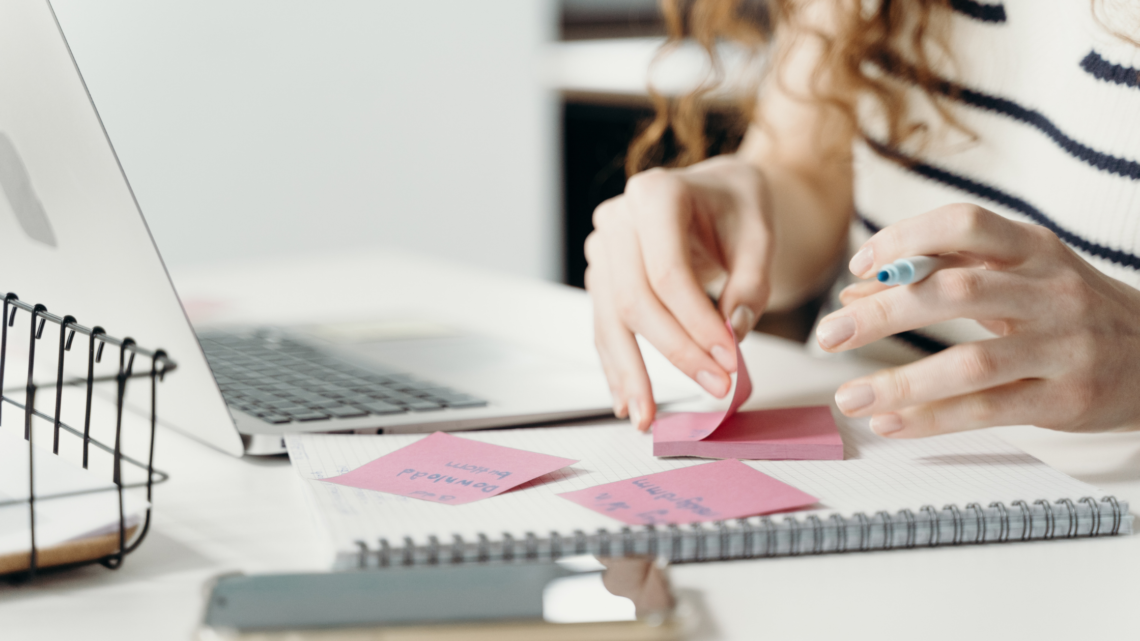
[286,420,1132,569]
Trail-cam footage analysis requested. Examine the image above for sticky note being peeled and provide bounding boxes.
[652,321,844,460]
[322,432,577,505]
[558,459,818,525]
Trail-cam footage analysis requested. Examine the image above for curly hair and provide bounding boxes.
[626,0,968,177]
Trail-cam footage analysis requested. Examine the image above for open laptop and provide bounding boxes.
[0,0,672,456]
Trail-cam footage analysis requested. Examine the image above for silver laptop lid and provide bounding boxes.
[0,0,243,455]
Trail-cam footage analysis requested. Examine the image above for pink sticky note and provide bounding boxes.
[558,459,818,525]
[652,321,844,460]
[655,406,844,459]
[322,432,577,505]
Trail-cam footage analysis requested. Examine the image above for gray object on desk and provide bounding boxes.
[200,557,681,637]
[202,565,568,631]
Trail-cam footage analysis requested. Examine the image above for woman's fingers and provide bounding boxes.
[717,208,772,342]
[695,161,772,342]
[834,335,1056,417]
[626,170,739,370]
[838,280,890,305]
[849,204,1053,279]
[817,268,1042,352]
[607,247,732,399]
[594,316,656,431]
[585,158,779,425]
[839,254,981,305]
[870,379,1059,438]
[591,201,732,398]
[584,234,655,430]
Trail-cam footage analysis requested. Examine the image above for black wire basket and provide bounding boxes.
[0,291,173,581]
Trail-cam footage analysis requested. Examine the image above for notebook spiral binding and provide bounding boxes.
[349,496,1129,568]
[0,291,175,581]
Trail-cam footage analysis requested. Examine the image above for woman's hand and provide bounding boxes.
[821,204,1140,437]
[585,155,775,431]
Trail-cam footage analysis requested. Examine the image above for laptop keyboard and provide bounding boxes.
[199,331,487,425]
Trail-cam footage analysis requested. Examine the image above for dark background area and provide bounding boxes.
[559,0,664,41]
[558,0,666,290]
[562,103,748,289]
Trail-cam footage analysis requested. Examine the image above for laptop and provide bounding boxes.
[0,0,678,456]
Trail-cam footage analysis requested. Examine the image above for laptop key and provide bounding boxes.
[402,399,445,412]
[292,410,331,422]
[385,392,436,405]
[444,397,488,409]
[338,393,376,404]
[294,390,335,403]
[325,405,369,418]
[258,413,293,424]
[356,401,406,415]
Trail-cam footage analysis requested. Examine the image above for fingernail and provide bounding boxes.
[613,401,626,419]
[710,344,735,371]
[816,316,856,349]
[730,305,756,340]
[696,370,729,397]
[849,246,874,278]
[870,413,904,436]
[629,402,642,430]
[835,385,875,413]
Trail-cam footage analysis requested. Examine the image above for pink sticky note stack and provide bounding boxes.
[652,321,844,460]
[559,459,818,525]
[322,432,577,505]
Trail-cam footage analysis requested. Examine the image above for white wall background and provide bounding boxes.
[51,0,560,280]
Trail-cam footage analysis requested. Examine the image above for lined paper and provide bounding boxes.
[287,418,1110,562]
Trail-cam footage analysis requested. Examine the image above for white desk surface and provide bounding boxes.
[3,247,1138,639]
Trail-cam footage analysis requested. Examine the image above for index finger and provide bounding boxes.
[625,170,738,370]
[849,204,1048,279]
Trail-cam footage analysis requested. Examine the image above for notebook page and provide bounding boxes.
[287,420,1112,558]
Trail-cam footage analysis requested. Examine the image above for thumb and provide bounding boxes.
[718,249,770,343]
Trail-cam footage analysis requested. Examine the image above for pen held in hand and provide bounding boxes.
[876,255,953,286]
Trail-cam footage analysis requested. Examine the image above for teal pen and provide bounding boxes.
[877,256,952,286]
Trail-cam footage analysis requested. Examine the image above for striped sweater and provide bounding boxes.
[837,0,1140,361]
